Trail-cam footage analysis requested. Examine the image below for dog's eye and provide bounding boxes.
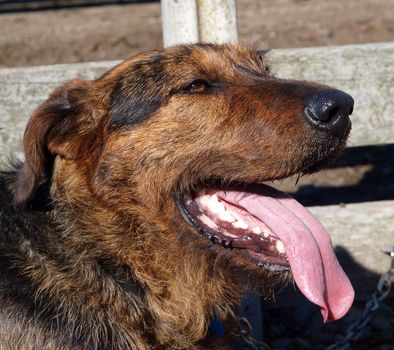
[183,80,210,93]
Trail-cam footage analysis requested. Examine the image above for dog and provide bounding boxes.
[0,43,355,349]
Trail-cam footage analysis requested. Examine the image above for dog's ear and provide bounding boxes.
[14,78,102,204]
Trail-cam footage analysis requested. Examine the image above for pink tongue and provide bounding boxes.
[217,185,354,322]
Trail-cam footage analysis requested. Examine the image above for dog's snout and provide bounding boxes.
[304,89,354,139]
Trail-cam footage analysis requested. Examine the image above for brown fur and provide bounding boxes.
[0,44,348,349]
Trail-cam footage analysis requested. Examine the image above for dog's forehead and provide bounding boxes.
[169,44,265,77]
[114,44,266,82]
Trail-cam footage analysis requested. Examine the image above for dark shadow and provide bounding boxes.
[261,245,394,348]
[291,144,394,206]
[0,0,158,13]
[330,246,388,299]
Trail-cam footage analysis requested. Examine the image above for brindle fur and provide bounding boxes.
[0,44,345,349]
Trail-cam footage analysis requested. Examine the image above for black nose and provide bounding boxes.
[304,89,354,139]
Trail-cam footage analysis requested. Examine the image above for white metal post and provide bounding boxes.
[161,0,238,47]
[161,0,199,47]
[197,0,238,44]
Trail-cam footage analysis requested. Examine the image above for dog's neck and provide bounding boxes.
[47,161,248,348]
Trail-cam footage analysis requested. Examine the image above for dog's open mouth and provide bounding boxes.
[180,185,290,270]
[177,182,355,322]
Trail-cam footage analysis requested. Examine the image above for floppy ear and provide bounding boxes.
[14,78,102,204]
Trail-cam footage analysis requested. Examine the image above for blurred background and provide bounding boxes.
[0,0,393,67]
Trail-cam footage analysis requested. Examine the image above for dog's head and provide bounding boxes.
[14,44,354,327]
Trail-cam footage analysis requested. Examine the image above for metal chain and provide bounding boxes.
[229,246,394,350]
[229,313,271,350]
[327,246,394,350]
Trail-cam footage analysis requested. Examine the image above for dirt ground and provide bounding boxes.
[0,0,393,67]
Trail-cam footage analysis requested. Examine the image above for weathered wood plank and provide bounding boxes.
[0,61,116,165]
[309,200,394,293]
[1,42,393,166]
[266,42,394,148]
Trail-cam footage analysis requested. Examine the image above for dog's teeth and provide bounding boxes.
[196,195,209,208]
[208,194,226,214]
[252,226,262,234]
[218,210,236,223]
[276,241,286,254]
[208,194,225,213]
[263,229,271,238]
[232,219,249,230]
